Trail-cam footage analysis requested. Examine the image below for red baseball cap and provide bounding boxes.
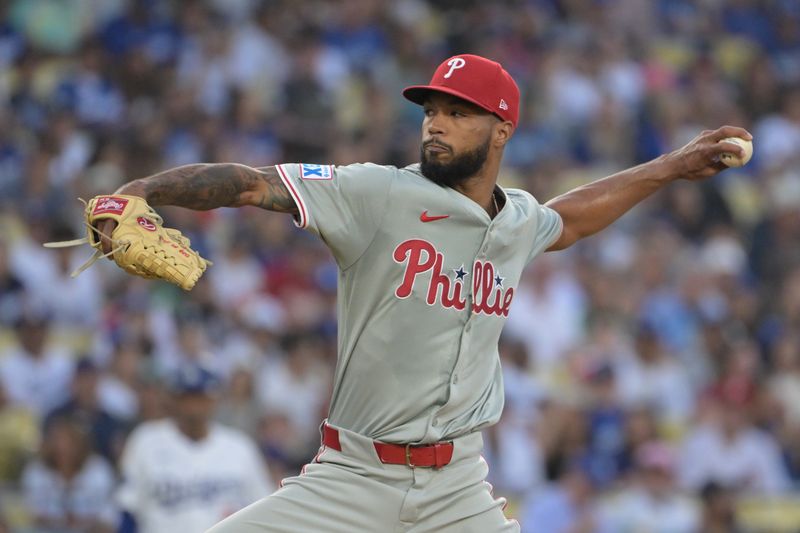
[403,54,520,127]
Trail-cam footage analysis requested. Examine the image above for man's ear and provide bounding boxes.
[493,120,514,147]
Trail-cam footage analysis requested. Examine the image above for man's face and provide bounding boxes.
[73,371,99,407]
[419,92,497,187]
[174,392,215,429]
[642,467,674,498]
[17,321,47,356]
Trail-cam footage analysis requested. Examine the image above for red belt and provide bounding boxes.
[322,424,454,469]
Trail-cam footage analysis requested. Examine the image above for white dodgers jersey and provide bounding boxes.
[116,420,273,533]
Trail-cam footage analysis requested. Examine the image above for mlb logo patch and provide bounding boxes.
[300,164,333,180]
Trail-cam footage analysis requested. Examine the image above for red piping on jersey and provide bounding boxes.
[312,447,324,463]
[276,164,308,228]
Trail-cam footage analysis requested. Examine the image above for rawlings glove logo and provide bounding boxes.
[137,217,157,231]
[93,197,129,215]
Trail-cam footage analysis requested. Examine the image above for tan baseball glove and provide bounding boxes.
[45,195,211,290]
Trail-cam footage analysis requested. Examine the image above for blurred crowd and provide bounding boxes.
[0,0,799,531]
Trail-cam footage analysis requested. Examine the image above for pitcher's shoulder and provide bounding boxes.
[335,162,399,179]
[504,187,542,212]
[341,162,435,187]
[399,162,423,177]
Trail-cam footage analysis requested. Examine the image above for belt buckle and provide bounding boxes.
[404,443,416,469]
[404,443,433,469]
[404,442,453,469]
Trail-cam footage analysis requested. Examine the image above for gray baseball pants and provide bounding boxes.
[207,422,519,532]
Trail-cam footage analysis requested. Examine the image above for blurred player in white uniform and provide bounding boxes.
[116,365,273,533]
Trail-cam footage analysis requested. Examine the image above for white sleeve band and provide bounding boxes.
[276,164,310,229]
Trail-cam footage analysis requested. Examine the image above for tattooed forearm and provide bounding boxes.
[115,164,298,214]
[252,166,298,212]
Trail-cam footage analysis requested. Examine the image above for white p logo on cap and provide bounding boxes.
[443,57,466,79]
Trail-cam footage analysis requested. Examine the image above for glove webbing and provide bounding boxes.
[44,222,127,277]
[43,197,166,278]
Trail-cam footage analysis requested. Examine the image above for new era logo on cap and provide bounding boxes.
[402,54,520,127]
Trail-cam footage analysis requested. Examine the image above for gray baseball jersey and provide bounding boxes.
[275,162,562,444]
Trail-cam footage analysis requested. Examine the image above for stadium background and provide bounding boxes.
[0,0,799,531]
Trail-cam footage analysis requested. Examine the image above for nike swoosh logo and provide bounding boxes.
[420,211,450,223]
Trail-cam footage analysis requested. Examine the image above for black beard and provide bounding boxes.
[420,139,490,188]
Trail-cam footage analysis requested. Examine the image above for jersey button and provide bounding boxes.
[452,374,459,384]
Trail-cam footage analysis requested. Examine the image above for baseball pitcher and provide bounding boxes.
[53,54,751,532]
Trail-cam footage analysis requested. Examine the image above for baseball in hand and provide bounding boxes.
[718,137,753,168]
